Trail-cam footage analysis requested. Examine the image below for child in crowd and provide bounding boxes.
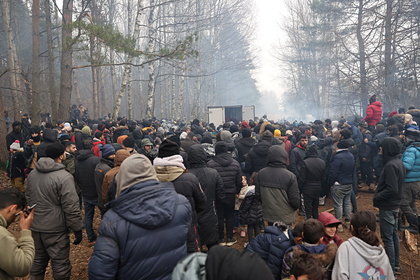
[332,211,395,280]
[318,212,344,247]
[245,221,298,279]
[239,174,262,242]
[234,176,252,237]
[288,254,325,280]
[7,140,26,192]
[282,219,338,280]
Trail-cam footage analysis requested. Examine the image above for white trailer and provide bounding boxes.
[207,105,255,126]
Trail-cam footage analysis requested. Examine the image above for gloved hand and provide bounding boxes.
[73,230,83,245]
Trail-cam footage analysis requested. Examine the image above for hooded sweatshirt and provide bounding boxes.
[332,237,394,280]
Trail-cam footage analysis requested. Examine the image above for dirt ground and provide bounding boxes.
[2,172,419,280]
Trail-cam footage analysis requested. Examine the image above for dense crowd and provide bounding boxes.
[1,96,420,280]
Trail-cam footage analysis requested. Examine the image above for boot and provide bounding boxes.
[405,215,419,234]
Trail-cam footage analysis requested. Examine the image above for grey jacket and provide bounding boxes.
[26,157,83,233]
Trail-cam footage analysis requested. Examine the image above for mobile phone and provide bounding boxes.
[15,204,37,216]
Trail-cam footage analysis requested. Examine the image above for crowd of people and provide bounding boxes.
[1,97,420,279]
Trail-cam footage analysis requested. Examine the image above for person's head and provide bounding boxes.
[340,128,352,140]
[158,139,180,158]
[82,139,93,150]
[215,141,228,155]
[299,135,308,147]
[369,95,377,104]
[0,188,26,227]
[261,130,273,143]
[101,144,116,159]
[64,141,77,154]
[317,212,341,238]
[94,131,104,140]
[302,219,324,245]
[30,126,41,141]
[358,120,368,131]
[292,222,304,245]
[241,176,248,187]
[350,211,380,246]
[45,142,66,162]
[12,121,22,133]
[242,128,252,138]
[122,137,135,151]
[141,138,154,152]
[289,254,325,280]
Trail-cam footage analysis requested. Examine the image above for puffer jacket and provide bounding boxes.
[363,101,383,126]
[245,140,271,174]
[188,145,225,246]
[299,155,326,195]
[26,158,83,233]
[207,153,242,194]
[88,181,192,280]
[0,215,34,280]
[239,188,262,225]
[328,149,354,186]
[75,149,101,199]
[245,227,294,279]
[401,142,420,182]
[256,146,300,225]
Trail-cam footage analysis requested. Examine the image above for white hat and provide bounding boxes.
[10,140,23,151]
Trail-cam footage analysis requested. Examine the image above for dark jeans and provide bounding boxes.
[303,193,319,219]
[31,231,71,279]
[379,209,400,272]
[83,197,98,240]
[247,223,260,242]
[216,193,236,240]
[360,160,373,185]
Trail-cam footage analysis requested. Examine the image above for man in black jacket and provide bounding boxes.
[373,137,405,275]
[235,128,256,174]
[75,139,101,244]
[245,130,272,175]
[208,142,242,246]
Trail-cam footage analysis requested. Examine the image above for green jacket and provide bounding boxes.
[0,214,35,279]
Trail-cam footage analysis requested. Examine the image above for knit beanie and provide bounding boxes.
[201,136,213,144]
[215,141,228,155]
[122,137,135,148]
[229,125,239,133]
[274,129,281,137]
[10,140,22,151]
[158,139,180,158]
[242,128,252,138]
[337,140,351,149]
[220,130,232,141]
[101,144,116,158]
[45,142,65,159]
[262,130,273,142]
[241,121,250,129]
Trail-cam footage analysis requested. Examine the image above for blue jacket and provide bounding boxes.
[88,180,192,280]
[347,121,363,145]
[401,143,420,182]
[245,227,293,279]
[328,149,354,186]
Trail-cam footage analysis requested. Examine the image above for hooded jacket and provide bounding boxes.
[94,157,114,209]
[26,157,83,233]
[0,215,35,280]
[332,237,394,280]
[75,149,101,199]
[401,142,420,182]
[207,153,242,194]
[328,149,354,186]
[235,137,256,163]
[89,154,192,280]
[363,101,383,126]
[299,149,326,195]
[373,137,405,210]
[36,128,57,160]
[245,227,294,279]
[245,140,271,174]
[188,145,225,246]
[256,146,300,224]
[154,154,206,253]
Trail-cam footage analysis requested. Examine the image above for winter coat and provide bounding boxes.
[347,121,363,145]
[332,237,394,280]
[363,101,383,126]
[112,126,129,143]
[360,130,373,160]
[328,149,354,186]
[207,153,242,194]
[75,149,101,199]
[154,155,206,253]
[6,130,25,150]
[25,158,83,233]
[94,158,114,209]
[238,187,263,225]
[289,145,306,176]
[188,145,225,246]
[299,155,326,195]
[282,243,338,280]
[36,129,57,160]
[181,138,197,153]
[88,180,192,280]
[245,227,294,279]
[235,137,256,163]
[373,137,405,211]
[245,140,271,174]
[401,142,420,182]
[407,109,420,125]
[7,151,25,179]
[0,215,35,280]
[256,145,300,225]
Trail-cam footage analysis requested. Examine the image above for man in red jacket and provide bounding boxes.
[363,95,383,131]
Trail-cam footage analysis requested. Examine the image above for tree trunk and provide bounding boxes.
[58,0,74,120]
[31,0,41,125]
[45,0,57,123]
[384,0,394,111]
[2,0,22,121]
[146,0,157,119]
[176,64,185,120]
[90,36,99,118]
[357,0,368,112]
[0,90,9,162]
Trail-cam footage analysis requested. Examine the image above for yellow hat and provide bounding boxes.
[274,129,281,137]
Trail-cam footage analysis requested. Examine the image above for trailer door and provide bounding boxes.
[208,107,225,126]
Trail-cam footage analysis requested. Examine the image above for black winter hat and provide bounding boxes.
[337,140,351,149]
[215,141,228,155]
[158,139,180,158]
[45,142,65,159]
[242,128,252,138]
[201,136,213,144]
[262,130,273,142]
[122,137,135,148]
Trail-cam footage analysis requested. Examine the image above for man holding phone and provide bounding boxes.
[0,188,35,280]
